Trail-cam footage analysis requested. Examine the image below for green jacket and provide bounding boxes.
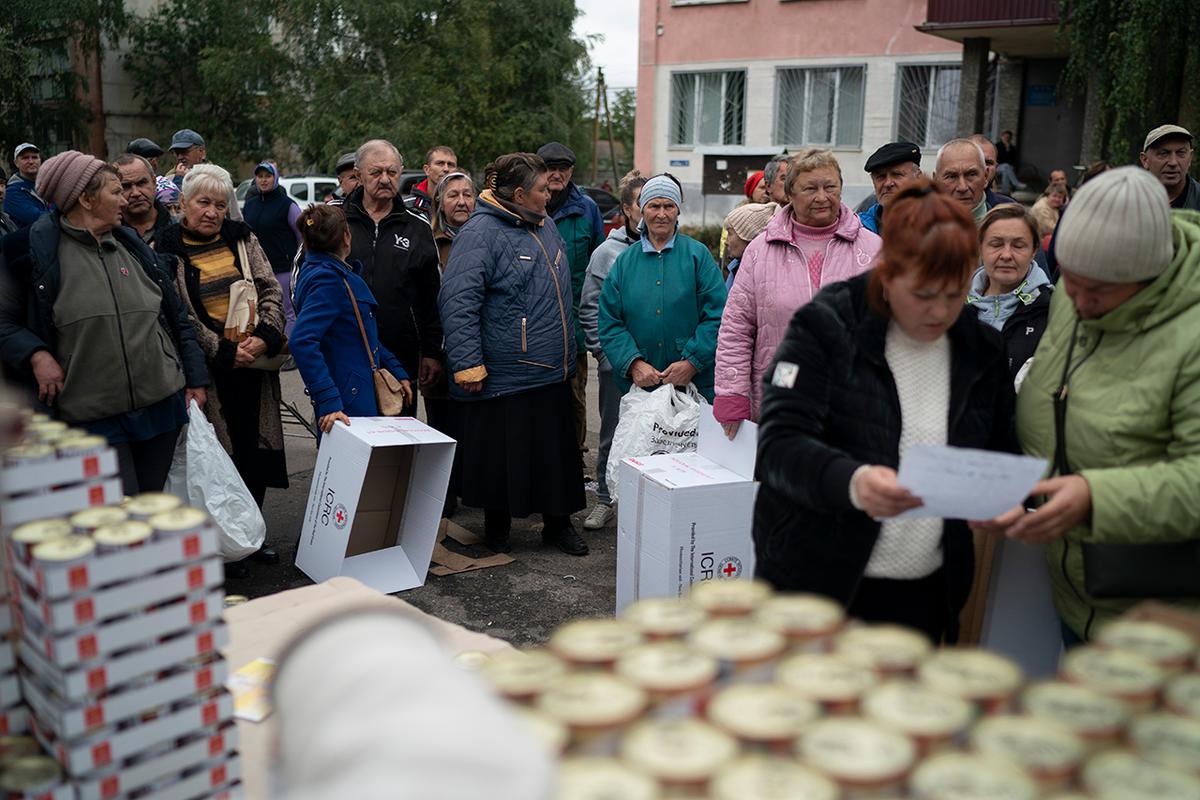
[1017,210,1200,640]
[552,185,604,353]
[597,232,727,400]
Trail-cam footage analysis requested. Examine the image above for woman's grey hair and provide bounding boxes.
[492,153,547,201]
[181,163,235,202]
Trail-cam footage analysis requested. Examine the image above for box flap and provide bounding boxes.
[344,416,456,447]
[638,452,748,489]
[696,410,757,479]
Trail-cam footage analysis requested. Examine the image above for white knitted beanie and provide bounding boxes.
[1055,166,1174,283]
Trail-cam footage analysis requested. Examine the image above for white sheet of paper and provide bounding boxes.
[895,445,1047,520]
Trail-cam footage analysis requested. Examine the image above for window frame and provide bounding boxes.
[893,62,963,150]
[772,63,867,149]
[668,69,748,148]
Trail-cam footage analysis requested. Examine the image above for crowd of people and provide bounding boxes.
[0,119,1197,645]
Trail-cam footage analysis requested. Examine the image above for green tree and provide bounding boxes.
[609,88,636,173]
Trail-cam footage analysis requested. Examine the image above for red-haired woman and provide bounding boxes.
[752,181,1016,643]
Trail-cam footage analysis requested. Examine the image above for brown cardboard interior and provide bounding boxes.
[345,446,416,558]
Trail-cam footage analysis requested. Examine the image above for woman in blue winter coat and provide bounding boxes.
[290,205,412,434]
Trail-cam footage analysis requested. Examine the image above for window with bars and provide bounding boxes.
[896,64,961,149]
[669,71,746,147]
[774,66,865,148]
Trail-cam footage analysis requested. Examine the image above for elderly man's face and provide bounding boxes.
[337,169,359,195]
[172,145,205,168]
[978,140,998,184]
[937,145,987,208]
[359,149,402,203]
[871,162,922,208]
[116,160,156,218]
[545,162,573,193]
[15,150,40,179]
[768,163,789,204]
[1140,136,1194,197]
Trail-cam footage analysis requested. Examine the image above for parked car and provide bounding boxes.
[236,175,340,210]
[583,185,622,235]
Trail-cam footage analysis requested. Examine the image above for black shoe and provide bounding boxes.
[543,524,589,556]
[249,546,279,564]
[225,560,249,579]
[485,532,511,553]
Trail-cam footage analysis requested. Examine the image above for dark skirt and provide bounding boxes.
[211,365,288,490]
[451,380,585,518]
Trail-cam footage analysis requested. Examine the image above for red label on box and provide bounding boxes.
[196,667,213,691]
[75,597,95,625]
[87,484,105,505]
[78,633,98,660]
[209,732,225,756]
[68,564,90,591]
[202,701,218,726]
[92,740,112,766]
[101,775,120,798]
[183,535,201,558]
[85,705,105,729]
[0,715,8,735]
[82,455,100,478]
[197,630,214,653]
[190,600,207,624]
[211,764,227,786]
[43,636,54,661]
[87,666,108,693]
[187,565,205,590]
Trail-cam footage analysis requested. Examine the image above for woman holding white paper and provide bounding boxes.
[752,181,1016,643]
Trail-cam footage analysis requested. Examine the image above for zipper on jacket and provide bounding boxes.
[99,247,137,410]
[521,318,527,352]
[528,231,570,380]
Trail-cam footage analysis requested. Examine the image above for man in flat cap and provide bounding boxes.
[126,138,164,173]
[1140,124,1200,210]
[858,142,923,235]
[333,152,359,200]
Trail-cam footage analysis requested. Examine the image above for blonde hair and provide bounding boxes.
[181,163,235,202]
[783,148,842,197]
[1030,197,1059,238]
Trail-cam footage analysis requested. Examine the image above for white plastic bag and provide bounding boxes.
[606,383,708,502]
[165,400,266,561]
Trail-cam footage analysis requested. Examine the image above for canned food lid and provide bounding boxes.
[6,444,55,459]
[911,752,1039,800]
[777,653,879,702]
[69,506,129,529]
[512,707,569,755]
[1130,713,1200,773]
[32,534,96,562]
[918,649,1023,700]
[615,642,719,692]
[688,578,772,614]
[1166,673,1200,719]
[622,597,707,636]
[28,413,50,424]
[453,650,492,671]
[223,595,250,607]
[148,506,210,531]
[27,421,67,434]
[56,434,107,449]
[862,681,973,738]
[1062,646,1164,697]
[481,649,567,698]
[836,623,933,670]
[971,715,1085,771]
[712,756,839,800]
[1022,681,1129,735]
[125,492,183,516]
[0,755,63,791]
[556,757,659,800]
[11,518,73,544]
[688,619,785,663]
[537,673,647,728]
[620,718,738,782]
[754,593,845,637]
[549,618,643,664]
[1082,751,1200,800]
[708,683,820,742]
[1096,620,1196,666]
[798,718,917,783]
[93,520,154,547]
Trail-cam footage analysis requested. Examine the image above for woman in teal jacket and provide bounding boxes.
[598,175,727,400]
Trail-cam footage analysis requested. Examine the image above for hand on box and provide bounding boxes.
[630,358,663,388]
[851,466,923,519]
[30,351,65,405]
[319,411,351,433]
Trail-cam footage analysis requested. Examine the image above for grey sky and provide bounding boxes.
[575,0,639,91]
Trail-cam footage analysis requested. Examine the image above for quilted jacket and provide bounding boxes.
[438,190,576,401]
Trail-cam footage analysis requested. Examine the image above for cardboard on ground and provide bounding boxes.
[296,417,455,594]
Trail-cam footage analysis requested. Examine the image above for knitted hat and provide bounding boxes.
[744,170,765,199]
[156,176,180,204]
[1055,166,1174,283]
[725,202,777,242]
[639,174,682,211]
[35,150,107,213]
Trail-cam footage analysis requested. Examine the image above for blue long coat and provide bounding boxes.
[291,251,408,417]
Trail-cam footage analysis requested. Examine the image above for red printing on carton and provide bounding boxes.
[189,600,207,624]
[0,716,8,735]
[209,732,225,756]
[68,565,90,591]
[77,633,98,660]
[101,775,120,798]
[183,535,201,558]
[74,597,95,625]
[202,702,219,726]
[87,485,105,505]
[85,705,105,729]
[211,764,227,786]
[87,666,107,693]
[91,740,112,766]
[197,630,214,653]
[83,455,100,477]
[187,565,204,590]
[196,667,213,691]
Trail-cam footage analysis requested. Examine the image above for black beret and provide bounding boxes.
[864,142,921,173]
[126,138,164,158]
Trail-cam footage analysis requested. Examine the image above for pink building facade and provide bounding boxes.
[635,0,961,225]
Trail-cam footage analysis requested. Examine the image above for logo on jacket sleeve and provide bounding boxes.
[772,361,799,389]
[393,234,411,250]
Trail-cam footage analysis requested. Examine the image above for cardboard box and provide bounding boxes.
[1,449,119,496]
[2,477,123,527]
[0,702,29,734]
[296,418,455,593]
[19,623,228,701]
[138,754,241,800]
[73,724,236,800]
[615,413,760,612]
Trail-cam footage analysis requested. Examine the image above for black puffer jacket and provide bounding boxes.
[998,289,1051,380]
[752,274,1016,640]
[334,187,442,375]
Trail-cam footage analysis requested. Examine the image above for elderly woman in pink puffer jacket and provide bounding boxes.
[714,149,882,437]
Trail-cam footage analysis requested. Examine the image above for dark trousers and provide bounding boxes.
[570,354,588,451]
[484,509,570,538]
[848,569,949,644]
[114,428,181,495]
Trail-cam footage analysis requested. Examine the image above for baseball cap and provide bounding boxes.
[169,129,206,151]
[126,138,164,158]
[334,152,357,174]
[12,143,38,161]
[1143,124,1193,152]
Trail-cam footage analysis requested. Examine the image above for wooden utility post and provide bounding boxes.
[600,68,621,186]
[591,67,601,184]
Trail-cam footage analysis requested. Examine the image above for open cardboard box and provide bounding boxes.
[615,411,759,613]
[296,418,455,594]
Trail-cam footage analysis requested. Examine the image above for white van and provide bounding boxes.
[236,175,339,210]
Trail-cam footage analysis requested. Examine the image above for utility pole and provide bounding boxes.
[600,68,620,187]
[591,67,601,185]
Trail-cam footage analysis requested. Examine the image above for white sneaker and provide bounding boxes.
[583,503,615,530]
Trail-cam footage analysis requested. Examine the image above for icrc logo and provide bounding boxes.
[333,503,349,529]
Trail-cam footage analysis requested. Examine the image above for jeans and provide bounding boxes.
[995,163,1022,195]
[275,270,296,338]
[595,367,621,505]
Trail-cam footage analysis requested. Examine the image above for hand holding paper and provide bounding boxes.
[895,445,1048,521]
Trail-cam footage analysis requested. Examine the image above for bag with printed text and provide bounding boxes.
[606,383,708,502]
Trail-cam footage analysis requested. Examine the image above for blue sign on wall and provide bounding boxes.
[1027,85,1057,107]
[669,159,690,167]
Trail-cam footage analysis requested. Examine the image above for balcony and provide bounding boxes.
[919,0,1066,56]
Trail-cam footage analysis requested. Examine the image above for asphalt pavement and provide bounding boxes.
[222,358,614,648]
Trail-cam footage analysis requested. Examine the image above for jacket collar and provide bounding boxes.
[765,202,864,246]
[477,189,546,227]
[343,185,407,224]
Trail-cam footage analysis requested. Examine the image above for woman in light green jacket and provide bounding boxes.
[974,167,1200,643]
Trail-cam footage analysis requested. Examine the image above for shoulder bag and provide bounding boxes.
[343,278,411,416]
[224,238,288,371]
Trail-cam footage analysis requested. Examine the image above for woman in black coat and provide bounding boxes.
[752,182,1016,643]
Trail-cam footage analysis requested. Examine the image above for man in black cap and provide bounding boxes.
[126,138,164,173]
[858,142,923,235]
[536,141,603,455]
[168,129,207,188]
[333,152,359,200]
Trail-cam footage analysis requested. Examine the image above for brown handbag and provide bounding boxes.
[343,279,409,416]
